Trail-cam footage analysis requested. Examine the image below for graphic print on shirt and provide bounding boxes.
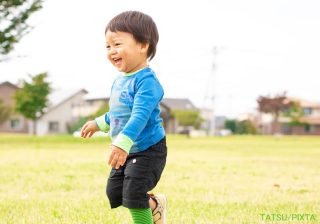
[119,90,134,106]
[108,78,133,140]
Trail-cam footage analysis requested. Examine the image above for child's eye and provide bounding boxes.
[106,45,111,50]
[115,43,121,46]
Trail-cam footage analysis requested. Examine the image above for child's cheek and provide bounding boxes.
[117,48,123,55]
[107,53,112,62]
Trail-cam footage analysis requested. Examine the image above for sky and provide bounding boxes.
[1,0,320,118]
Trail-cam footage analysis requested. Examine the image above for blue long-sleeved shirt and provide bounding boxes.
[95,67,165,153]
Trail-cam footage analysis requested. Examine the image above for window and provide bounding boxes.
[49,121,59,132]
[304,124,314,133]
[303,108,312,115]
[10,119,21,130]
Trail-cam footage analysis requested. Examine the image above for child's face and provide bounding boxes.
[105,30,149,73]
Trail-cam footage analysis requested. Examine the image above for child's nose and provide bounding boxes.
[109,47,117,55]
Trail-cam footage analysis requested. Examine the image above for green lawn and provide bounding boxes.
[0,135,320,224]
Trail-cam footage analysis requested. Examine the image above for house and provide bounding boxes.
[215,116,227,131]
[161,98,197,111]
[0,81,29,133]
[35,89,88,135]
[159,101,173,133]
[257,97,320,135]
[72,96,108,118]
[279,97,320,135]
[161,98,198,133]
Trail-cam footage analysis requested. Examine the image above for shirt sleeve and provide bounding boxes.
[94,112,110,132]
[112,75,164,153]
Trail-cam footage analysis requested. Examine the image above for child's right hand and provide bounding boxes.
[80,120,100,138]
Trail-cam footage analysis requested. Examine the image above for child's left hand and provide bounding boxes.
[108,145,128,169]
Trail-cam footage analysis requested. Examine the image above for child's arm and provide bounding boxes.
[108,145,128,169]
[80,112,110,138]
[80,120,99,138]
[94,112,110,132]
[112,75,163,153]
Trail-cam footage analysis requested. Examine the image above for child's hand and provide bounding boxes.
[108,145,128,169]
[80,120,99,138]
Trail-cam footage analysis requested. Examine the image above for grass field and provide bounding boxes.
[0,135,320,224]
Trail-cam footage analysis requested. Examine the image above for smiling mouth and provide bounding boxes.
[113,58,122,65]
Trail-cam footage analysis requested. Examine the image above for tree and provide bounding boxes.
[14,72,50,134]
[224,119,257,134]
[0,0,43,59]
[236,120,257,135]
[172,109,202,129]
[0,98,11,125]
[283,100,305,126]
[257,92,292,133]
[224,119,237,133]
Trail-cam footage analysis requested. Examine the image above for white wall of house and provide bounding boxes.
[72,99,105,117]
[35,91,87,135]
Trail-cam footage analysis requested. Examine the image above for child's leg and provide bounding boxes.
[123,137,167,223]
[149,193,167,224]
[106,167,125,208]
[129,208,153,224]
[128,197,166,224]
[149,197,157,211]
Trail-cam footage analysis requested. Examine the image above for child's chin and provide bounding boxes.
[118,68,130,73]
[116,67,125,72]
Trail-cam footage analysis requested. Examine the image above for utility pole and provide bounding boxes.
[209,46,218,136]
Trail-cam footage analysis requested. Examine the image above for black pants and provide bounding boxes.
[106,137,167,209]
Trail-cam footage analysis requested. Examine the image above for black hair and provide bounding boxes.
[106,11,159,60]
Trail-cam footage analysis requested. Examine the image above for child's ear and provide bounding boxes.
[140,43,150,54]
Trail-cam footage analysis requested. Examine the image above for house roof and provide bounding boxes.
[0,81,18,89]
[84,96,109,102]
[46,89,88,112]
[161,98,197,110]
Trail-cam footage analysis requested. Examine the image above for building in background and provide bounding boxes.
[253,97,320,135]
[161,98,198,134]
[279,97,320,135]
[0,82,29,133]
[34,89,88,135]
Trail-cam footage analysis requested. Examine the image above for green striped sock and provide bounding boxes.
[129,208,153,224]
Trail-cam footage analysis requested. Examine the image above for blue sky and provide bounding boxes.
[1,0,320,117]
